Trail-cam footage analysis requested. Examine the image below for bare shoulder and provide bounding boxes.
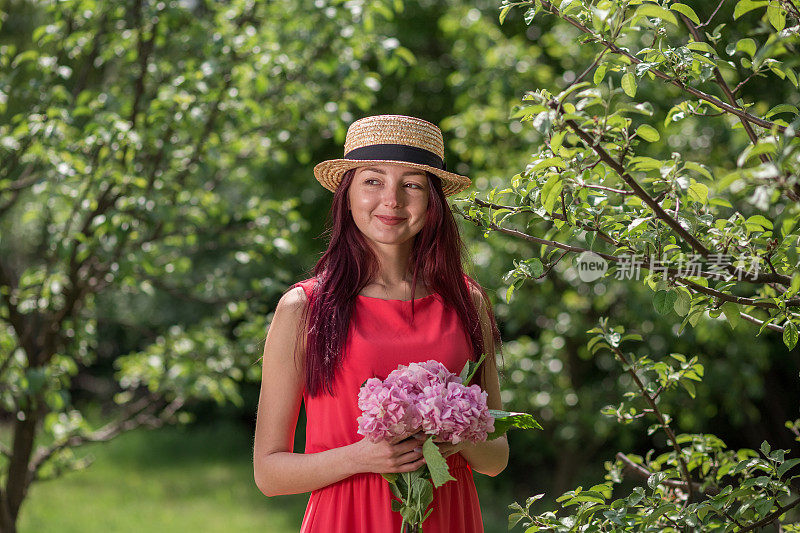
[265,286,309,361]
[276,285,309,316]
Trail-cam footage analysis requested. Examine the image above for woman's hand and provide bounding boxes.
[350,432,427,475]
[432,436,470,459]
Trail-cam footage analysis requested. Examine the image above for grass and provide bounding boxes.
[15,420,308,533]
[6,417,513,532]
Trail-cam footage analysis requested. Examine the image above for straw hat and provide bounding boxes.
[313,114,471,197]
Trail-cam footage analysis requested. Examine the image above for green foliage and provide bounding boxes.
[486,410,544,439]
[479,0,800,345]
[0,0,411,527]
[384,456,437,531]
[422,437,456,489]
[510,320,800,531]
[472,0,800,529]
[460,351,487,385]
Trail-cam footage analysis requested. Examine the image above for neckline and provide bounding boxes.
[356,292,438,303]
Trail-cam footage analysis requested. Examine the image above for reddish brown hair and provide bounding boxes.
[298,168,501,398]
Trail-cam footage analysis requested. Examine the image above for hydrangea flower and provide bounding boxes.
[356,360,494,444]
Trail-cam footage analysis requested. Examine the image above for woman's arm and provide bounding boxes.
[438,285,509,477]
[253,287,426,497]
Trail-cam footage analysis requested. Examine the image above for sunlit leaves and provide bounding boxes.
[783,320,798,349]
[653,290,677,314]
[687,181,708,204]
[631,3,679,27]
[635,124,659,142]
[463,2,800,528]
[541,173,563,214]
[766,3,787,31]
[621,72,637,97]
[669,3,700,25]
[733,0,769,20]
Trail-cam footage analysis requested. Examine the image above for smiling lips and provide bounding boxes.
[375,215,406,226]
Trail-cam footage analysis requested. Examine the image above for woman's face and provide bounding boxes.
[347,164,430,249]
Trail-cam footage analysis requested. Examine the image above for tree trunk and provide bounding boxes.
[0,488,17,533]
[2,402,42,533]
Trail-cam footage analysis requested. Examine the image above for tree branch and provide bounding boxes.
[735,496,800,533]
[739,311,785,332]
[552,108,791,286]
[537,0,795,137]
[676,277,800,309]
[677,9,800,201]
[609,345,695,503]
[616,451,718,496]
[27,393,185,484]
[460,208,799,311]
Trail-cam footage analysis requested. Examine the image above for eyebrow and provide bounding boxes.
[361,167,427,178]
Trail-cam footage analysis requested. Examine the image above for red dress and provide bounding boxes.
[290,278,484,533]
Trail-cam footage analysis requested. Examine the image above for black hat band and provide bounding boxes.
[344,144,446,171]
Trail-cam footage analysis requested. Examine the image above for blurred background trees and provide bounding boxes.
[1,0,798,531]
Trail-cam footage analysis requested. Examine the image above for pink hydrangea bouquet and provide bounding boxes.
[356,355,541,533]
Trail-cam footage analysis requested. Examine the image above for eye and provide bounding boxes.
[405,182,424,190]
[364,178,380,185]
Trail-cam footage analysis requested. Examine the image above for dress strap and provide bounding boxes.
[290,277,319,302]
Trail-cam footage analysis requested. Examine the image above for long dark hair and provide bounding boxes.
[298,168,501,398]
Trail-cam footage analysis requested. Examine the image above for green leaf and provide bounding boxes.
[594,64,607,85]
[721,302,740,330]
[653,290,678,315]
[783,321,798,350]
[767,4,786,30]
[413,477,433,513]
[746,214,773,230]
[524,5,540,25]
[529,258,544,277]
[735,38,757,58]
[757,316,777,336]
[557,81,592,102]
[635,124,660,142]
[422,437,456,488]
[683,161,713,181]
[688,308,704,327]
[760,441,771,456]
[688,182,709,204]
[459,352,486,385]
[541,174,563,215]
[506,278,525,303]
[529,157,567,174]
[686,41,716,55]
[632,3,679,26]
[765,104,799,119]
[670,353,687,363]
[673,290,691,316]
[777,458,800,478]
[486,410,543,440]
[670,3,700,24]
[386,479,403,499]
[628,156,663,171]
[508,512,526,529]
[499,4,513,24]
[733,0,769,20]
[550,130,566,153]
[622,72,637,98]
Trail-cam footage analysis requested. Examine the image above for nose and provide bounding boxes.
[382,184,403,208]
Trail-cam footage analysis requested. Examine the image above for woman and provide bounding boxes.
[253,114,508,532]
